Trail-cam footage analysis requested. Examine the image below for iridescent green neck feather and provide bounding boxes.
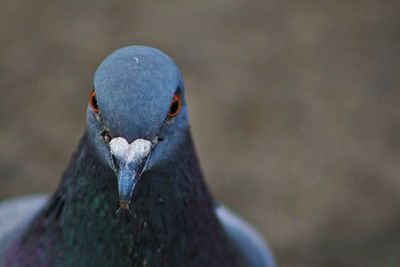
[6,132,241,267]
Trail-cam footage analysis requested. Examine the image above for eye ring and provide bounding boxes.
[168,94,182,119]
[89,89,99,113]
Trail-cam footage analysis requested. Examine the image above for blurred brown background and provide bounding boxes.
[1,1,400,266]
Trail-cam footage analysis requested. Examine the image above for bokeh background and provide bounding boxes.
[1,1,400,266]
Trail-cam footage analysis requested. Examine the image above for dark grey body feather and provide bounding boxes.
[0,133,273,267]
[0,197,276,267]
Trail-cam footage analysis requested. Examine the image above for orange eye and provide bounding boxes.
[168,94,182,119]
[89,89,99,113]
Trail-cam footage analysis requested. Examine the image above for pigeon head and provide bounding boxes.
[86,46,189,210]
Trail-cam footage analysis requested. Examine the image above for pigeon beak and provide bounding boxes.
[116,161,147,209]
[109,137,153,210]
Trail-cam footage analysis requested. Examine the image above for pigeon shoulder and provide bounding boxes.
[216,205,277,267]
[0,195,48,257]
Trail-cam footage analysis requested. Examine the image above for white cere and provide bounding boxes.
[109,137,152,163]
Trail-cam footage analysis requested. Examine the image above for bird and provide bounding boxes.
[0,46,276,267]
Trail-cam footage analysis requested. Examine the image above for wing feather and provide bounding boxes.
[216,205,276,267]
[0,195,48,257]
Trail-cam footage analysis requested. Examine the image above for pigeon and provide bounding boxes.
[0,46,276,267]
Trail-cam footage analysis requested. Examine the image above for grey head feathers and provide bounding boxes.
[92,46,185,140]
[87,46,190,206]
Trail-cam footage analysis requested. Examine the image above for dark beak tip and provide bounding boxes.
[119,199,131,210]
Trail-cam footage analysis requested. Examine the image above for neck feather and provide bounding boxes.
[7,131,241,267]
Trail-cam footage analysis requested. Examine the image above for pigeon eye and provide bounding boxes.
[168,94,182,119]
[89,89,99,113]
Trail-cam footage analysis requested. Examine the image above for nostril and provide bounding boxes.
[157,137,164,142]
[101,130,112,144]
